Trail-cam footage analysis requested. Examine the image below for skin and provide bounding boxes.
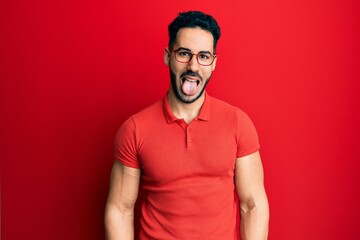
[236,151,269,240]
[164,27,217,123]
[104,162,140,240]
[104,27,269,240]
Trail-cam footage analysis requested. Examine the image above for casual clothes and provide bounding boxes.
[114,92,260,239]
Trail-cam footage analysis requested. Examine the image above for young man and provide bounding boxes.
[105,11,269,240]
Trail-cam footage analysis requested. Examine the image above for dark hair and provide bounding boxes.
[168,11,221,51]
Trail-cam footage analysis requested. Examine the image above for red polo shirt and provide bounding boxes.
[114,92,260,239]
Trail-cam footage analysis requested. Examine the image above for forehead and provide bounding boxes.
[174,27,214,52]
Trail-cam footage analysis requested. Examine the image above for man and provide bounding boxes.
[105,11,269,240]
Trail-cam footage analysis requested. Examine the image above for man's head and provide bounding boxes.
[165,11,221,104]
[168,11,221,52]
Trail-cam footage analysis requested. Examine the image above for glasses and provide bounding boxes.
[171,48,216,66]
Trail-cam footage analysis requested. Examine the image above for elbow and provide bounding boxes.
[240,198,256,214]
[104,202,135,227]
[104,204,117,228]
[239,194,269,217]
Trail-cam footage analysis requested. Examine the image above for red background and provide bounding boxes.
[1,0,360,239]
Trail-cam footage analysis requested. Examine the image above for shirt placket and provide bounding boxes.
[177,119,194,148]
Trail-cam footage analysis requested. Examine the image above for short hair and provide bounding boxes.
[168,11,221,51]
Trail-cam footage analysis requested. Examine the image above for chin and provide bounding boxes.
[169,68,210,104]
[174,85,206,104]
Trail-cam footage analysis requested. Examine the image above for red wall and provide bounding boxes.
[1,0,360,239]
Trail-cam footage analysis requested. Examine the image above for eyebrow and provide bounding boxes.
[176,47,213,55]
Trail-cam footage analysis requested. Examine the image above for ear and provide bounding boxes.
[164,48,171,66]
[211,55,217,71]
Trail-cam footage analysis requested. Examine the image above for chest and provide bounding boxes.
[137,120,237,184]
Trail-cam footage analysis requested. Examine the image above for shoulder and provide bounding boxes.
[116,98,163,140]
[209,95,248,117]
[118,98,166,135]
[208,95,256,131]
[130,98,163,123]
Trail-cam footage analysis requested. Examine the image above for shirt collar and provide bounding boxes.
[163,92,211,124]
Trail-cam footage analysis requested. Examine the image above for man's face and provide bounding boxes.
[164,27,217,104]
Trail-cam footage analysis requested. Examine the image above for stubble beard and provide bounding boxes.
[169,68,211,104]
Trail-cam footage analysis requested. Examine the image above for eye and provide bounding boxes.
[198,53,210,60]
[178,51,191,57]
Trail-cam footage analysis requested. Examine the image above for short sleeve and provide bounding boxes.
[114,116,141,168]
[235,109,260,158]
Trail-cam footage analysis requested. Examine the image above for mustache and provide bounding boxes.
[180,71,202,81]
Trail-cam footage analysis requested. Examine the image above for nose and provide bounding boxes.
[187,54,200,72]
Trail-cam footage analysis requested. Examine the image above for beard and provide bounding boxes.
[170,68,211,104]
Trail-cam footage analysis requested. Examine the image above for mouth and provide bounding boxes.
[182,76,200,86]
[181,76,200,96]
[181,77,200,86]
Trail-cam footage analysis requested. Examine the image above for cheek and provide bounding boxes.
[170,62,185,75]
[201,68,213,78]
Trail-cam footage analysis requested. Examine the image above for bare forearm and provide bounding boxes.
[240,199,269,240]
[105,205,135,240]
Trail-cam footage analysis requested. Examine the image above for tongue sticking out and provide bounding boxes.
[182,80,197,95]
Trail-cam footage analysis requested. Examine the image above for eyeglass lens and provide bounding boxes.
[174,50,215,66]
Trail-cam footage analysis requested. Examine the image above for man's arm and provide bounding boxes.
[104,161,141,240]
[235,151,269,240]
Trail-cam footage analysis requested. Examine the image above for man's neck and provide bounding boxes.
[167,90,205,124]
